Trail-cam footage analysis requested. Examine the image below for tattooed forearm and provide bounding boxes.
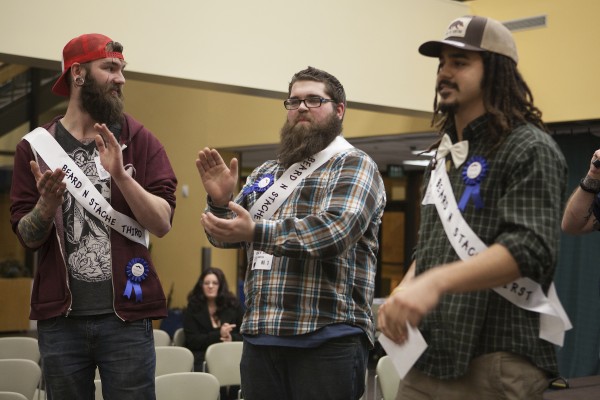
[18,206,54,246]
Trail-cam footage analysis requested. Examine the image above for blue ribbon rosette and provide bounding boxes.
[458,156,488,212]
[242,174,274,197]
[124,258,149,302]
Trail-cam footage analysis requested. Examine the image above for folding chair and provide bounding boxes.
[153,329,172,346]
[172,328,185,347]
[155,372,220,400]
[0,359,42,400]
[203,342,243,399]
[0,392,29,400]
[374,355,400,400]
[155,346,194,376]
[0,338,40,363]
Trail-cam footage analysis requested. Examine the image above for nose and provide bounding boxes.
[115,70,126,85]
[297,99,310,112]
[437,61,453,80]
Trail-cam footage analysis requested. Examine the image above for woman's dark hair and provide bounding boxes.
[187,267,239,313]
[432,52,546,155]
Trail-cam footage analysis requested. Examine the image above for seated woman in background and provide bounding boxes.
[184,267,243,372]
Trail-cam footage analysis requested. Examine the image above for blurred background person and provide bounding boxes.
[183,267,243,398]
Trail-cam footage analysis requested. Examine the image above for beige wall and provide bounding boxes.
[470,0,600,122]
[0,0,468,114]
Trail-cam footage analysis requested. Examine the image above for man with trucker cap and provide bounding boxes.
[10,33,177,399]
[378,15,568,399]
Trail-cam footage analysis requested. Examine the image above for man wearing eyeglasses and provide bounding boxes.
[196,66,386,400]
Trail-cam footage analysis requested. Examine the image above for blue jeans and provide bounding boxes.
[37,314,156,400]
[240,334,368,400]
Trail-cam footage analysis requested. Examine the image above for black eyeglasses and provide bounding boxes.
[283,97,336,110]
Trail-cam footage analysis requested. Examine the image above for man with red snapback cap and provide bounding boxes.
[10,33,177,399]
[378,16,569,399]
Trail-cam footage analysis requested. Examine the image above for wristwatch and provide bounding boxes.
[580,176,600,194]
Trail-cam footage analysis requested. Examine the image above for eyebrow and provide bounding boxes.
[443,51,473,61]
[101,59,127,69]
[289,94,323,99]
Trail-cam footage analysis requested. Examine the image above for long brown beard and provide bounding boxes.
[277,112,342,168]
[81,74,124,126]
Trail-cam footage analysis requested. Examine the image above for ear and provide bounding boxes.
[335,102,345,120]
[70,63,84,79]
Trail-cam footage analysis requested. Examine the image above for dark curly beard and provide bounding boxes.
[277,112,342,168]
[80,74,124,126]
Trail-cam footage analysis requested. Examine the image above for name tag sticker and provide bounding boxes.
[252,250,273,270]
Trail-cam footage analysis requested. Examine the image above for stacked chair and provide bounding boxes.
[0,337,43,400]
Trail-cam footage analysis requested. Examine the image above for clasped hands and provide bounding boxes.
[219,323,236,342]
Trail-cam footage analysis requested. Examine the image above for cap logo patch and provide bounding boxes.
[445,17,470,39]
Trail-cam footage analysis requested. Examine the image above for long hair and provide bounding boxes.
[187,267,239,314]
[432,52,546,154]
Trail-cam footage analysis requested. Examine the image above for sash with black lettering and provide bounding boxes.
[423,158,571,346]
[23,127,149,247]
[247,135,353,270]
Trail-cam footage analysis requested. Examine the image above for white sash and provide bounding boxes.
[424,158,571,346]
[248,135,354,220]
[24,127,150,247]
[246,136,353,270]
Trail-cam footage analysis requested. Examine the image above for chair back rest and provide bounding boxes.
[0,359,42,400]
[375,355,400,400]
[155,372,220,400]
[153,329,172,346]
[0,338,40,363]
[155,346,194,376]
[204,342,243,387]
[94,379,103,400]
[172,328,185,347]
[0,392,29,400]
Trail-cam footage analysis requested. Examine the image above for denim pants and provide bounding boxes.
[240,334,368,400]
[37,314,156,400]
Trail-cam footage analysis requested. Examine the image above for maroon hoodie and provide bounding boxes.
[10,114,177,322]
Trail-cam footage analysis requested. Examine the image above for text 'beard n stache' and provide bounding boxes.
[80,75,125,126]
[277,112,342,168]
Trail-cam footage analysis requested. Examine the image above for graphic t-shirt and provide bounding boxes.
[56,122,116,315]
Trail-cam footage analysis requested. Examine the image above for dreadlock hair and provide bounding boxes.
[431,52,546,155]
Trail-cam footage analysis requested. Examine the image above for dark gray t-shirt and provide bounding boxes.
[56,122,113,316]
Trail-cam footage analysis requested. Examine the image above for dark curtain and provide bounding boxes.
[554,133,600,378]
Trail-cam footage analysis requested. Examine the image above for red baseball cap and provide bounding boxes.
[52,33,124,97]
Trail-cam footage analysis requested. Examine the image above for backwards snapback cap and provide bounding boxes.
[419,15,518,64]
[52,33,124,97]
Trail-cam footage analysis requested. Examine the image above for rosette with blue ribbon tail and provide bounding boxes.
[458,156,488,212]
[242,174,275,197]
[124,258,149,302]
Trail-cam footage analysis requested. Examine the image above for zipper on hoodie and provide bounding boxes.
[56,225,73,317]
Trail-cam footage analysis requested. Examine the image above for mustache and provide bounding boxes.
[109,85,123,96]
[437,80,458,92]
